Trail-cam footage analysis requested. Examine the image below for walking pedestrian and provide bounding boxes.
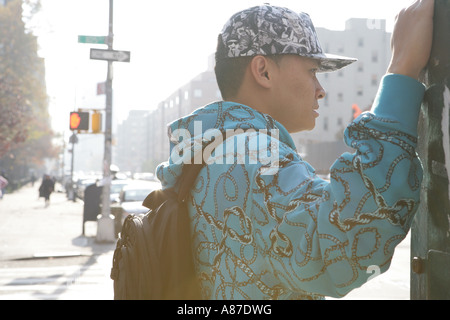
[0,174,8,200]
[39,174,55,208]
[156,1,435,299]
[30,173,36,187]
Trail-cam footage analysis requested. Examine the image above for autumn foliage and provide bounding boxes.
[0,0,57,175]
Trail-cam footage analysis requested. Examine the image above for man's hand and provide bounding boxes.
[387,0,435,80]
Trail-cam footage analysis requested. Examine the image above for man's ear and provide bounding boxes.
[249,56,275,89]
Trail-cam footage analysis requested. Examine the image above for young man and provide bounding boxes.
[156,1,434,299]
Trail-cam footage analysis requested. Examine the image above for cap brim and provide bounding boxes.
[315,53,357,72]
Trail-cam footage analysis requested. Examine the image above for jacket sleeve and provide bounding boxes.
[255,74,425,298]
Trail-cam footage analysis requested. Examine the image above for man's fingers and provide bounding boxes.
[387,0,435,79]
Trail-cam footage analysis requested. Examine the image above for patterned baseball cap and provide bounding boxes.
[217,5,357,72]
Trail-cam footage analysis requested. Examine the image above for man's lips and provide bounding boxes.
[313,106,319,117]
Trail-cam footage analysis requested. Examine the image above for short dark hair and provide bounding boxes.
[214,35,253,100]
[214,35,285,100]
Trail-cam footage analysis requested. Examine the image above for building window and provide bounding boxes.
[371,74,378,86]
[337,117,343,126]
[357,87,363,96]
[358,38,364,47]
[194,89,202,98]
[184,90,189,100]
[323,117,329,131]
[372,51,378,63]
[358,63,364,72]
[338,93,343,102]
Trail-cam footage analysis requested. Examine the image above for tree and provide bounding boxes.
[0,0,57,180]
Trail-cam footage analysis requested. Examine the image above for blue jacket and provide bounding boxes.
[156,74,425,299]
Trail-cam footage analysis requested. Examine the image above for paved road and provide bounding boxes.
[0,184,412,300]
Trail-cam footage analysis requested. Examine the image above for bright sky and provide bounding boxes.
[32,0,415,134]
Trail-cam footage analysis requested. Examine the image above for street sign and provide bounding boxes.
[69,132,78,144]
[90,48,131,62]
[97,82,106,95]
[78,35,107,45]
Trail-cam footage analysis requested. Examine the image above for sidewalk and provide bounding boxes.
[0,184,116,300]
[0,184,115,261]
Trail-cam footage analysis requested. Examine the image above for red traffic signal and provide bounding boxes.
[70,112,89,131]
[352,104,362,119]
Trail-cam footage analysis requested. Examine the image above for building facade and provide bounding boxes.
[115,56,221,174]
[115,110,151,173]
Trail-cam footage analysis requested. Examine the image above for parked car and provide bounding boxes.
[110,179,132,203]
[132,172,156,181]
[112,180,161,236]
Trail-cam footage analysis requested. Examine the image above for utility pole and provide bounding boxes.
[78,0,130,241]
[96,0,116,242]
[68,132,78,202]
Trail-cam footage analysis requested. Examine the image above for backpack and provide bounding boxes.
[110,163,204,300]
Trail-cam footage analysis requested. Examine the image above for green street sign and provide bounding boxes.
[78,35,107,44]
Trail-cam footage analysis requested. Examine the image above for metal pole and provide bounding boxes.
[69,134,76,202]
[96,0,115,242]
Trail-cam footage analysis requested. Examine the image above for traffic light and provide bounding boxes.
[69,112,89,131]
[352,104,362,119]
[91,112,102,133]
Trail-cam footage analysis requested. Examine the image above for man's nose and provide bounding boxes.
[316,82,326,100]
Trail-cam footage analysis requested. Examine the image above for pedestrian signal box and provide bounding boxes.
[70,112,89,131]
